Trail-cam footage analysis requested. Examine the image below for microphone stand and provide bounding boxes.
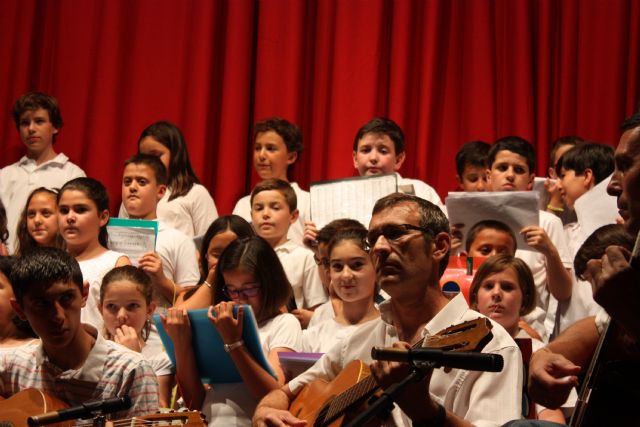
[343,362,434,427]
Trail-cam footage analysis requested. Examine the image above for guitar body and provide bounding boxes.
[289,360,372,427]
[0,388,72,426]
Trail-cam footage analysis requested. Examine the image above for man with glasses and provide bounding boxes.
[253,193,522,427]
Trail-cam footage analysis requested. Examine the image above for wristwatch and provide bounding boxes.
[223,339,244,353]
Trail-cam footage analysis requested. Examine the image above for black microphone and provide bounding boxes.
[28,395,132,426]
[371,347,504,372]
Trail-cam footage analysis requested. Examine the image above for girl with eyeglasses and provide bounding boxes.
[163,236,301,426]
[301,224,380,353]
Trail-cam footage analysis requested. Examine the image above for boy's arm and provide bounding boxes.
[139,252,182,303]
[521,225,573,301]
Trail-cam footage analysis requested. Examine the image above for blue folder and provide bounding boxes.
[153,306,275,384]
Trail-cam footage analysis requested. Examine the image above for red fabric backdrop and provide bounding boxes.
[1,0,639,215]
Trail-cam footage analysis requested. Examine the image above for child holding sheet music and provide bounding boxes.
[163,236,301,426]
[120,154,200,308]
[58,177,131,331]
[302,224,379,353]
[469,254,571,422]
[99,265,174,408]
[233,118,310,246]
[487,137,573,341]
[14,187,62,256]
[119,121,218,237]
[179,215,255,310]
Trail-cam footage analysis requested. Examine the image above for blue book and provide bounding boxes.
[153,306,275,384]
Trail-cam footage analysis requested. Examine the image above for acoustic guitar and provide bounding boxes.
[289,318,494,427]
[0,389,206,427]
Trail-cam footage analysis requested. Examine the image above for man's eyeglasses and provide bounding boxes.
[313,254,330,269]
[366,223,431,247]
[222,284,261,299]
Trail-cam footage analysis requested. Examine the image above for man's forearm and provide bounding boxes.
[546,316,599,367]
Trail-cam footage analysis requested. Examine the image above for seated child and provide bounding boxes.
[0,247,159,418]
[0,256,37,350]
[58,177,131,331]
[469,254,574,422]
[178,215,255,310]
[455,140,491,192]
[555,142,615,258]
[99,265,174,408]
[233,118,309,246]
[163,236,301,426]
[15,187,62,256]
[352,117,445,210]
[487,136,573,341]
[250,179,327,315]
[119,121,218,237]
[0,92,85,252]
[302,225,379,353]
[120,154,200,308]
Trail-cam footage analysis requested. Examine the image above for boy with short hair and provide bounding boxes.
[352,117,445,210]
[121,154,200,307]
[455,140,491,192]
[234,118,310,246]
[0,92,85,252]
[465,219,517,257]
[545,135,585,219]
[487,136,573,341]
[1,247,159,418]
[250,179,326,321]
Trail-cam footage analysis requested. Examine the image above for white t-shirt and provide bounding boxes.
[79,250,128,332]
[275,240,327,309]
[155,222,200,308]
[518,210,573,342]
[0,153,85,252]
[288,294,522,427]
[307,300,336,329]
[233,182,310,246]
[201,313,302,426]
[119,183,218,237]
[141,341,174,377]
[396,174,446,214]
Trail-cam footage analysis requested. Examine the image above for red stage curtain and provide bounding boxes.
[1,0,639,214]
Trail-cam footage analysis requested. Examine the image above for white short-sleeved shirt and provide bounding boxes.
[0,325,159,418]
[275,240,328,309]
[120,184,218,237]
[141,342,174,377]
[79,250,128,332]
[201,313,302,426]
[288,294,522,427]
[233,182,310,246]
[307,300,336,329]
[518,210,573,342]
[0,153,85,252]
[154,222,200,308]
[301,317,379,353]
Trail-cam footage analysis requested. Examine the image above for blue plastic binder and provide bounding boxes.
[153,305,275,384]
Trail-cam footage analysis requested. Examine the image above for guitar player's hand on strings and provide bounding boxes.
[528,348,580,409]
[253,405,307,427]
[369,341,441,423]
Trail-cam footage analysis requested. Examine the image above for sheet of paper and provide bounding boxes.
[574,174,619,240]
[310,174,398,229]
[445,191,540,252]
[107,218,158,266]
[532,177,550,211]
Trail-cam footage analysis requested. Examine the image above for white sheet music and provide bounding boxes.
[445,191,540,252]
[310,174,398,229]
[107,218,157,266]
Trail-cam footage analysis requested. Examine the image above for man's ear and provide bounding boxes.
[432,232,451,262]
[290,208,300,225]
[526,173,535,191]
[393,151,406,171]
[10,299,27,321]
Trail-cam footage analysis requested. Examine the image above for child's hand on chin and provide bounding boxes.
[114,324,142,352]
